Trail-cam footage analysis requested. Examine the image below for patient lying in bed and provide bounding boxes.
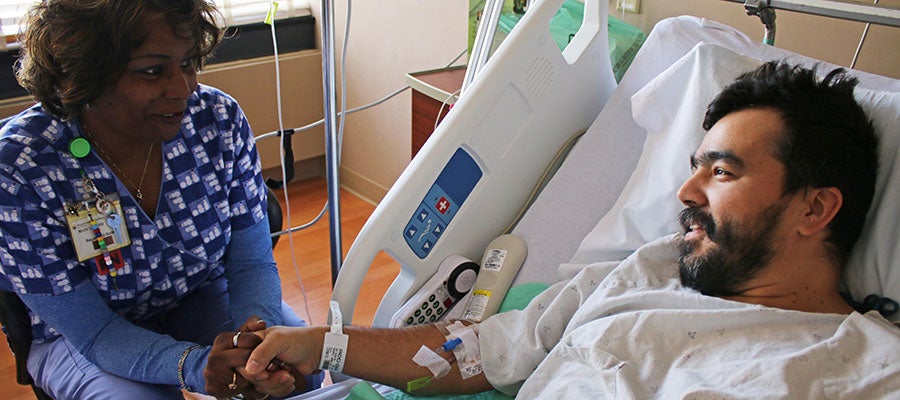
[207,61,899,399]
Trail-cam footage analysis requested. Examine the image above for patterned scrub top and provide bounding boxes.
[0,85,267,343]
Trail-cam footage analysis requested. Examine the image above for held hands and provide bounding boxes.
[241,326,329,392]
[205,317,304,398]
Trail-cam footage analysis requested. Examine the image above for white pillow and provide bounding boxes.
[843,87,900,319]
[569,43,763,263]
[570,43,900,320]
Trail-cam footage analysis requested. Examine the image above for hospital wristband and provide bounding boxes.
[319,301,349,372]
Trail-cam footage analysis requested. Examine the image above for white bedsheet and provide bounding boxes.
[479,235,900,399]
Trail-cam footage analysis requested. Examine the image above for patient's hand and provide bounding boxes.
[243,325,327,391]
[205,317,298,398]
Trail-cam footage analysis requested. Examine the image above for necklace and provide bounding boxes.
[82,127,155,205]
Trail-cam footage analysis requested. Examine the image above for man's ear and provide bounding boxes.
[797,187,843,237]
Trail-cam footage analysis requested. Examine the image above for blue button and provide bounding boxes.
[421,240,434,255]
[417,207,429,222]
[404,224,418,239]
[432,223,445,239]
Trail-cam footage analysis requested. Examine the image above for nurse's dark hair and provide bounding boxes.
[15,0,223,119]
[703,61,878,265]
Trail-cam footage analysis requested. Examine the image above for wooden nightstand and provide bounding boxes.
[406,66,466,158]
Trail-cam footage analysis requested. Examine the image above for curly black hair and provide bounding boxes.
[703,61,879,264]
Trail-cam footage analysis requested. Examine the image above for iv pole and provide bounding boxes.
[321,0,343,285]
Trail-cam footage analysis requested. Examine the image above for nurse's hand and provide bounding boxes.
[205,317,294,398]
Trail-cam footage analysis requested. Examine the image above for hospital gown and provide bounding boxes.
[478,235,900,398]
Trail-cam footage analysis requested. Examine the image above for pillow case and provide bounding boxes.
[569,43,763,263]
[569,42,900,320]
[843,87,900,319]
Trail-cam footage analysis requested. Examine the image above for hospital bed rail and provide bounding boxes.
[331,0,617,327]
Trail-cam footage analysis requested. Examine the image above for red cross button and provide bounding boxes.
[435,197,450,214]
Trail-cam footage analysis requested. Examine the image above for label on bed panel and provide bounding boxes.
[405,148,483,259]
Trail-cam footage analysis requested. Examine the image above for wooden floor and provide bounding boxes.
[0,177,399,399]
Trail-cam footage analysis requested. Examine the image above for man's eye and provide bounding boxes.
[714,167,731,176]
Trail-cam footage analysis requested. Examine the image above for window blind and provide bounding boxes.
[0,0,311,50]
[0,1,31,50]
[215,0,312,26]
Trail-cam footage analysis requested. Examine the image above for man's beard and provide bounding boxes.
[677,201,788,297]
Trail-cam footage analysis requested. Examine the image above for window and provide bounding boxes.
[0,0,311,50]
[217,0,312,26]
[0,1,31,51]
[0,1,313,100]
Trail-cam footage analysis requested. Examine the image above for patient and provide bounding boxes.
[209,62,899,398]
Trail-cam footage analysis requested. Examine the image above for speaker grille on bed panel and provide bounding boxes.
[525,57,554,98]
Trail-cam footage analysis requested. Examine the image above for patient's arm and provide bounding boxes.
[244,321,492,395]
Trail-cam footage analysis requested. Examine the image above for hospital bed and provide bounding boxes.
[299,0,900,397]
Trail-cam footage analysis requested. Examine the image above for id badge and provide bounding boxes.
[65,194,132,262]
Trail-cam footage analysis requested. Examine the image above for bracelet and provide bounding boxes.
[319,301,349,372]
[178,344,202,391]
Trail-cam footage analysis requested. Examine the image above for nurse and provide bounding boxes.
[0,0,322,398]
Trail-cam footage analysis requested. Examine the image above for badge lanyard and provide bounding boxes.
[66,137,131,290]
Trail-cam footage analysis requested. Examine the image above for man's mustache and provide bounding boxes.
[678,207,717,241]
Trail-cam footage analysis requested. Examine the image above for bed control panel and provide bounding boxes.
[404,148,483,259]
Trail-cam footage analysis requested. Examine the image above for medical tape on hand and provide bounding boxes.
[445,322,483,379]
[319,301,349,372]
[412,345,452,379]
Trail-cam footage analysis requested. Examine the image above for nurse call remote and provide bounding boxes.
[390,255,480,327]
[461,234,527,322]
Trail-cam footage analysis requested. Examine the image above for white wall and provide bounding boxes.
[306,1,469,203]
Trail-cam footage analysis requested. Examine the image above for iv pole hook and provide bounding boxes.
[744,0,777,45]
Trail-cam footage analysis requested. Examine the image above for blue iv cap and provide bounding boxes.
[442,337,463,352]
[69,137,91,158]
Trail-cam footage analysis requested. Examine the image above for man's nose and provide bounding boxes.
[677,172,706,208]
